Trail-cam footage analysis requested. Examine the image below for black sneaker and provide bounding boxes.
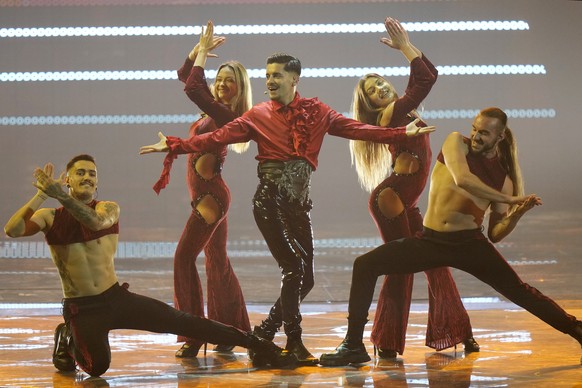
[52,323,75,372]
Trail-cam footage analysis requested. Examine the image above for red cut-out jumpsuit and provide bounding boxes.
[369,55,473,354]
[154,60,251,347]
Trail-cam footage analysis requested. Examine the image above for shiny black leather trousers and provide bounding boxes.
[252,164,314,337]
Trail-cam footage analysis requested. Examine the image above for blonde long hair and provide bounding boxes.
[349,74,395,192]
[211,61,252,154]
[481,107,524,214]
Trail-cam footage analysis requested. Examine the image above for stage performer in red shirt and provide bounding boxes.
[140,49,434,365]
[151,21,252,358]
[349,17,478,359]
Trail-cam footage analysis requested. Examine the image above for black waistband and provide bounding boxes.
[62,282,126,305]
[421,226,485,242]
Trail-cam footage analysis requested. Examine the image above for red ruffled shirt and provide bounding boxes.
[166,93,408,170]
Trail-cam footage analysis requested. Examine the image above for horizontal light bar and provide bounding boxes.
[0,109,556,127]
[421,108,556,120]
[0,239,560,260]
[0,114,199,126]
[0,64,546,83]
[0,303,62,311]
[0,21,529,39]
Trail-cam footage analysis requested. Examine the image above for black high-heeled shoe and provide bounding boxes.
[462,337,480,353]
[213,344,235,353]
[374,346,397,359]
[175,342,207,358]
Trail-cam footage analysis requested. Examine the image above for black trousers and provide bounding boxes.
[347,227,578,338]
[252,178,314,336]
[63,282,249,376]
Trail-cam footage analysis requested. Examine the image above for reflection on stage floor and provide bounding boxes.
[1,303,581,387]
[1,212,581,386]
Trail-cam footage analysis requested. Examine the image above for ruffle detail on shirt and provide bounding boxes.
[153,151,178,194]
[285,97,320,157]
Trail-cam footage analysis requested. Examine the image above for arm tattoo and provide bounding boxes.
[59,196,102,229]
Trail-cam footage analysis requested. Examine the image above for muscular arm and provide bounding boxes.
[58,196,120,232]
[5,163,59,237]
[4,192,51,237]
[33,164,120,231]
[443,132,519,205]
[488,182,542,242]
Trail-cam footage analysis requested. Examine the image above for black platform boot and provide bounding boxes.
[285,333,319,365]
[283,317,319,365]
[252,322,278,342]
[252,310,281,342]
[319,318,370,367]
[571,321,582,345]
[247,334,297,368]
[319,337,371,366]
[52,323,75,372]
[570,320,582,365]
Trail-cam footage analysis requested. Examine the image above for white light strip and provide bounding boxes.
[421,108,556,120]
[0,114,199,126]
[0,109,556,127]
[0,21,529,39]
[0,303,62,310]
[0,64,546,83]
[0,237,560,259]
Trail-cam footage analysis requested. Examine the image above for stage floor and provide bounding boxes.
[1,211,581,386]
[1,302,581,387]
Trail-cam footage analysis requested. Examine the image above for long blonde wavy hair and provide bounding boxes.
[349,74,397,192]
[211,61,252,154]
[480,107,524,214]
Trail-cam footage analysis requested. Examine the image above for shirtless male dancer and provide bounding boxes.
[4,154,294,377]
[318,107,582,366]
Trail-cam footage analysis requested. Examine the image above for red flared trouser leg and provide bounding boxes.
[425,267,473,350]
[204,217,251,332]
[370,210,414,354]
[174,211,214,344]
[406,207,474,351]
